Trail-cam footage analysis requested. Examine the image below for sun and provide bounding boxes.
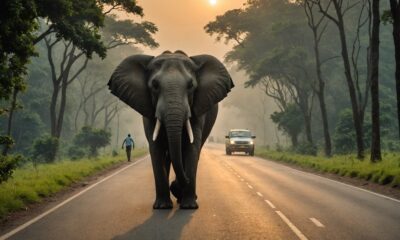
[209,0,217,6]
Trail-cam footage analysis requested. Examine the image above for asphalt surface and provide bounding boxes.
[1,144,400,240]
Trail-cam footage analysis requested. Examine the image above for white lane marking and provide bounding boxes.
[256,156,400,204]
[0,156,149,240]
[310,218,325,228]
[247,184,253,189]
[276,211,308,240]
[240,179,244,182]
[265,200,276,209]
[257,192,263,197]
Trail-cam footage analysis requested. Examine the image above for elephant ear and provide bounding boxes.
[108,55,155,118]
[190,55,234,117]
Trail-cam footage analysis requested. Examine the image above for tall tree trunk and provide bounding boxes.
[304,0,332,156]
[370,0,381,161]
[304,113,313,144]
[291,135,298,148]
[390,0,400,138]
[55,78,68,138]
[298,90,313,144]
[50,83,59,137]
[334,0,365,159]
[313,28,332,156]
[2,88,19,156]
[318,90,332,156]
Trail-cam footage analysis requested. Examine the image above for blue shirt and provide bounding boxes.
[125,137,134,147]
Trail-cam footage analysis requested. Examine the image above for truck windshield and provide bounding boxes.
[230,131,251,138]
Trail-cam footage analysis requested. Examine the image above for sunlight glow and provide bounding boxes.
[209,0,217,6]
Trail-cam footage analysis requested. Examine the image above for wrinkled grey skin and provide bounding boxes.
[108,51,234,209]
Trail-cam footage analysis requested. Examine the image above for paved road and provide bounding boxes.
[1,145,400,240]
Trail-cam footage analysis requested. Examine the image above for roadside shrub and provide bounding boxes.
[73,126,111,158]
[0,154,22,183]
[32,135,59,163]
[112,149,118,157]
[294,142,317,156]
[333,109,371,154]
[67,146,87,160]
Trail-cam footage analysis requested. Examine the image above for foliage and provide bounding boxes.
[103,16,159,49]
[270,104,303,146]
[294,142,317,156]
[73,126,111,157]
[0,154,22,184]
[0,136,14,148]
[67,146,87,160]
[32,135,59,163]
[0,148,148,219]
[333,109,372,154]
[0,0,36,102]
[256,148,400,187]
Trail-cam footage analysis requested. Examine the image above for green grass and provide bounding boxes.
[0,148,148,219]
[256,148,400,187]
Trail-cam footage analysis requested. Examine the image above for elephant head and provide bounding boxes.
[108,50,234,186]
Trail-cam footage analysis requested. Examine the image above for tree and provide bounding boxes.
[43,12,158,139]
[206,0,317,145]
[369,0,381,161]
[32,135,59,163]
[0,0,36,155]
[303,0,333,156]
[271,104,304,147]
[314,0,371,159]
[37,1,157,164]
[73,126,111,157]
[387,0,400,138]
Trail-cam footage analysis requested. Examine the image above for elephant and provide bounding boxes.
[108,50,234,209]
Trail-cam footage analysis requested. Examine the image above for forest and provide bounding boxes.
[206,0,400,161]
[1,0,400,187]
[0,0,158,184]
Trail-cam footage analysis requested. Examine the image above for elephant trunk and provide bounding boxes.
[165,110,189,187]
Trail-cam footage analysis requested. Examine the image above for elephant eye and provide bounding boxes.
[152,80,160,90]
[187,80,194,90]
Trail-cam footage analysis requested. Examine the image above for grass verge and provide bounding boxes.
[0,148,148,219]
[256,148,400,187]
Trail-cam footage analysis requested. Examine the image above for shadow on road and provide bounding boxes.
[112,208,194,240]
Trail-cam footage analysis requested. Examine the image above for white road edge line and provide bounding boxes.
[247,184,253,189]
[256,192,263,197]
[257,156,400,204]
[310,217,325,228]
[0,156,149,240]
[265,200,276,209]
[276,211,308,240]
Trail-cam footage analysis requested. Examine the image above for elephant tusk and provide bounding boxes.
[152,119,161,141]
[186,119,194,144]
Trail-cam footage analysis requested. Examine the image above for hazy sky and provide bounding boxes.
[117,0,280,146]
[131,0,247,60]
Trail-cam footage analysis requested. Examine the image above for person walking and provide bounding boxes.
[122,134,135,162]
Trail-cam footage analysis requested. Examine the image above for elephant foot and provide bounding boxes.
[179,198,198,209]
[170,180,182,203]
[153,198,173,209]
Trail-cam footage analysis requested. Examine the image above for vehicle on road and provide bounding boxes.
[225,129,256,156]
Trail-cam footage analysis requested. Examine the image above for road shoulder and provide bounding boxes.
[256,155,400,201]
[0,154,148,236]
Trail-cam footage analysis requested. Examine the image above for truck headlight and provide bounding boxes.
[250,141,254,145]
[230,140,235,144]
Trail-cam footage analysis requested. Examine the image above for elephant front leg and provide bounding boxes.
[149,146,172,209]
[180,140,201,209]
